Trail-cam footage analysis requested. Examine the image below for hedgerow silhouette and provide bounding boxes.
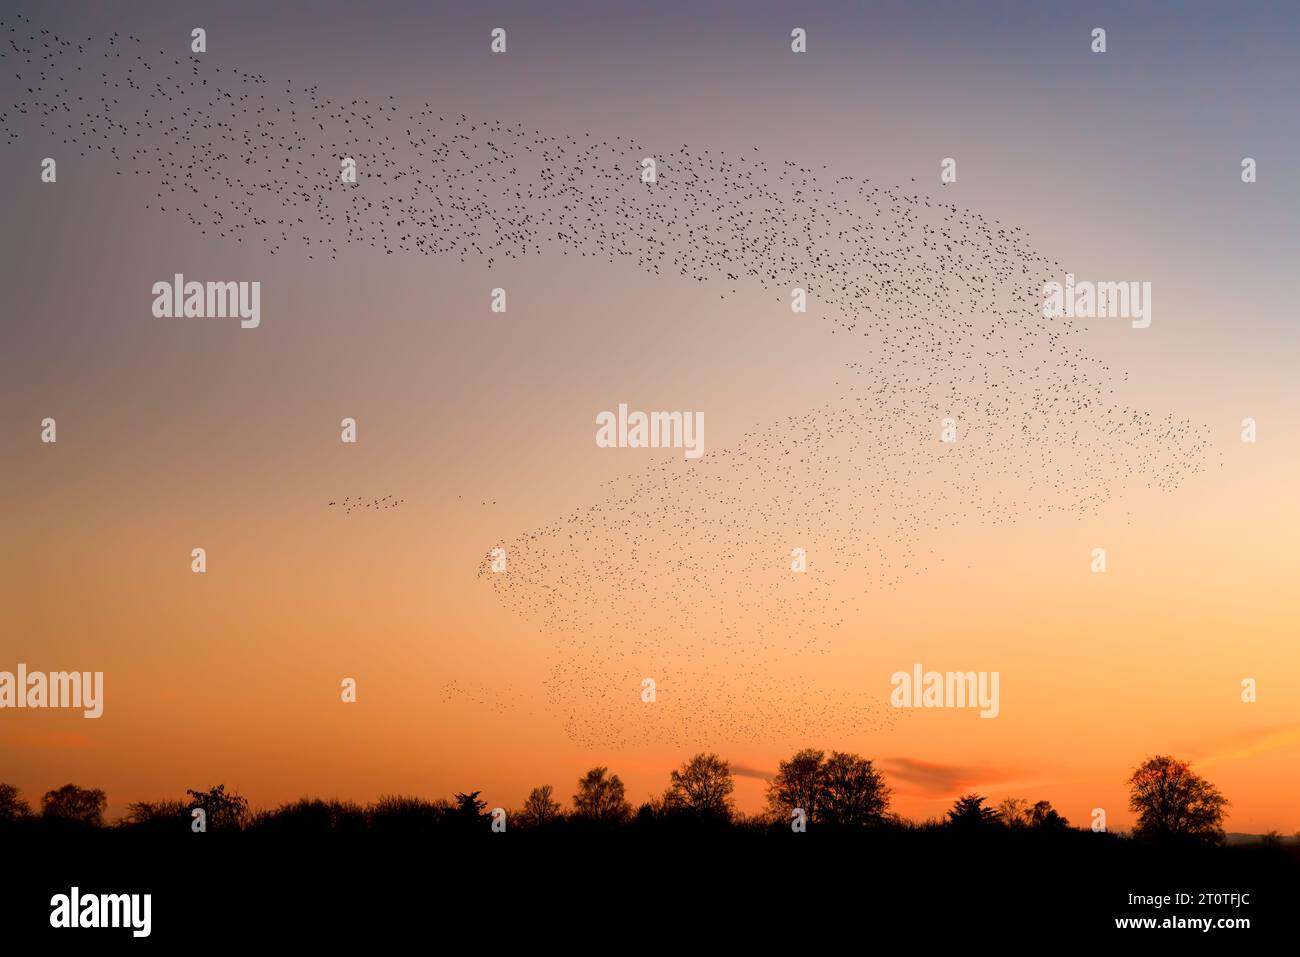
[0,752,1246,845]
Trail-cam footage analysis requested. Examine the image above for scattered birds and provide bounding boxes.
[328,495,404,514]
[441,680,534,718]
[3,17,1215,747]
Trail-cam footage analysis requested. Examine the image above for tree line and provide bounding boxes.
[0,752,1255,842]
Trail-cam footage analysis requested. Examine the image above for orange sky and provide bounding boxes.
[3,0,1299,834]
[5,330,1298,830]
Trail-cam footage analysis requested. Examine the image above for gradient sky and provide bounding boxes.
[2,0,1298,831]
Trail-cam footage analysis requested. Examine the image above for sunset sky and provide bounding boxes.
[2,0,1298,832]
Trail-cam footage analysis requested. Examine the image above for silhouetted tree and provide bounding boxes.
[997,797,1030,827]
[452,790,489,828]
[1127,755,1227,843]
[369,795,453,834]
[572,767,631,823]
[764,749,890,826]
[820,752,890,826]
[664,753,734,820]
[1030,799,1069,829]
[634,797,667,824]
[519,785,562,826]
[253,798,367,834]
[123,800,187,828]
[765,748,826,822]
[946,794,999,828]
[186,784,250,830]
[0,784,31,823]
[41,784,107,826]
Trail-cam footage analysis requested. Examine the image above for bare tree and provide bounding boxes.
[1127,755,1228,842]
[820,752,891,826]
[0,783,31,823]
[186,784,250,830]
[997,797,1031,827]
[519,784,562,826]
[573,767,631,823]
[664,753,735,820]
[765,748,826,822]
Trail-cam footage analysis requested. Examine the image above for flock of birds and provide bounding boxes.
[3,17,1214,747]
[327,495,405,515]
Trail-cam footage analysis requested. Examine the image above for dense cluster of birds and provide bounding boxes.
[4,18,1214,747]
[327,495,404,515]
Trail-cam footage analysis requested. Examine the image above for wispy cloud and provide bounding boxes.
[879,757,1018,798]
[1193,725,1300,769]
